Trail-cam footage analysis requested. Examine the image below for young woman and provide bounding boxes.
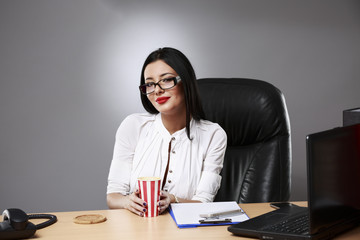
[106,47,227,216]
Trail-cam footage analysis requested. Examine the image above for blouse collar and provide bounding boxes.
[154,114,195,142]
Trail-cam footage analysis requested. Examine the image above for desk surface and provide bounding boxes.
[28,202,360,240]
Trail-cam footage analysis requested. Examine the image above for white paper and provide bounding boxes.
[170,201,249,225]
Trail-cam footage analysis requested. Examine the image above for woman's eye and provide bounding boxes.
[162,78,172,83]
[146,82,155,87]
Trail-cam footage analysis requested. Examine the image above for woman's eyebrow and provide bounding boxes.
[160,73,175,77]
[145,72,175,81]
[160,72,176,77]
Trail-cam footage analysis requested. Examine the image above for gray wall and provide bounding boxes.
[1,0,359,212]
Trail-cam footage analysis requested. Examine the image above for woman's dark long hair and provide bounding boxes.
[140,47,205,139]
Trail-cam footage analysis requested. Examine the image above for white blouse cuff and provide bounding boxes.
[192,171,222,202]
[106,182,129,196]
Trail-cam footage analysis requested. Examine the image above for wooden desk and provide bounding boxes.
[28,202,360,239]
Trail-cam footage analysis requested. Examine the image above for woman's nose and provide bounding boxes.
[154,84,164,94]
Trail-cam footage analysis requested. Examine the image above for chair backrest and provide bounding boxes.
[197,78,291,203]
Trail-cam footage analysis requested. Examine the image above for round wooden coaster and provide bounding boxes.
[73,214,107,224]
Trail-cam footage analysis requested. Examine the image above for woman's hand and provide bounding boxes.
[158,190,172,214]
[125,189,147,216]
[107,190,147,217]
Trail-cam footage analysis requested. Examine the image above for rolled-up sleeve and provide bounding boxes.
[192,127,227,202]
[107,115,138,195]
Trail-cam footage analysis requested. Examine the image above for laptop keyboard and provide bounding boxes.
[263,214,310,235]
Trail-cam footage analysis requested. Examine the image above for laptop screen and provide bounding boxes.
[307,124,360,234]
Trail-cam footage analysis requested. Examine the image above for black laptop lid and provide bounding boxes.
[307,124,360,234]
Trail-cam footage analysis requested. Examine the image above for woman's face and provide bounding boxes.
[144,60,186,117]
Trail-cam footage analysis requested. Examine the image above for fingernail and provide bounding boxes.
[143,208,146,212]
[140,212,143,217]
[143,202,147,206]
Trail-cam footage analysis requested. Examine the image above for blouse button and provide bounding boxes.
[172,150,176,154]
[168,180,172,183]
[169,170,173,173]
[171,137,175,141]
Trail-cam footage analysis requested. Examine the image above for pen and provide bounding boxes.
[199,209,244,218]
[199,218,232,224]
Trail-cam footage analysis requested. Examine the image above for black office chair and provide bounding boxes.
[197,78,291,203]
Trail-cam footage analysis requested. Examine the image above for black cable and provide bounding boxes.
[28,214,57,229]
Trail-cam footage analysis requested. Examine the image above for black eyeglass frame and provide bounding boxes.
[139,76,181,95]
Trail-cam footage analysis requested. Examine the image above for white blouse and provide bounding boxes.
[107,113,227,202]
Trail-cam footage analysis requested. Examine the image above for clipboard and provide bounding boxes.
[169,201,249,228]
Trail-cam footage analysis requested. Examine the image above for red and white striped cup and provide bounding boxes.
[137,177,161,217]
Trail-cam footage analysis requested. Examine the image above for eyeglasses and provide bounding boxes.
[139,76,181,95]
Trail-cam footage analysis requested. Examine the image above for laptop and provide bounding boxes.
[228,124,360,239]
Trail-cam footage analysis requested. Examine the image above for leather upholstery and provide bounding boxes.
[197,78,291,203]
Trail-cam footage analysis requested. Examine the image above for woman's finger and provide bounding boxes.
[127,193,147,216]
[129,201,147,216]
[158,204,168,214]
[129,191,147,207]
[158,191,171,214]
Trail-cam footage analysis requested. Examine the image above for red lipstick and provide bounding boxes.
[156,97,170,104]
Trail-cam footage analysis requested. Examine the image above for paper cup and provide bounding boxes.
[137,177,161,217]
